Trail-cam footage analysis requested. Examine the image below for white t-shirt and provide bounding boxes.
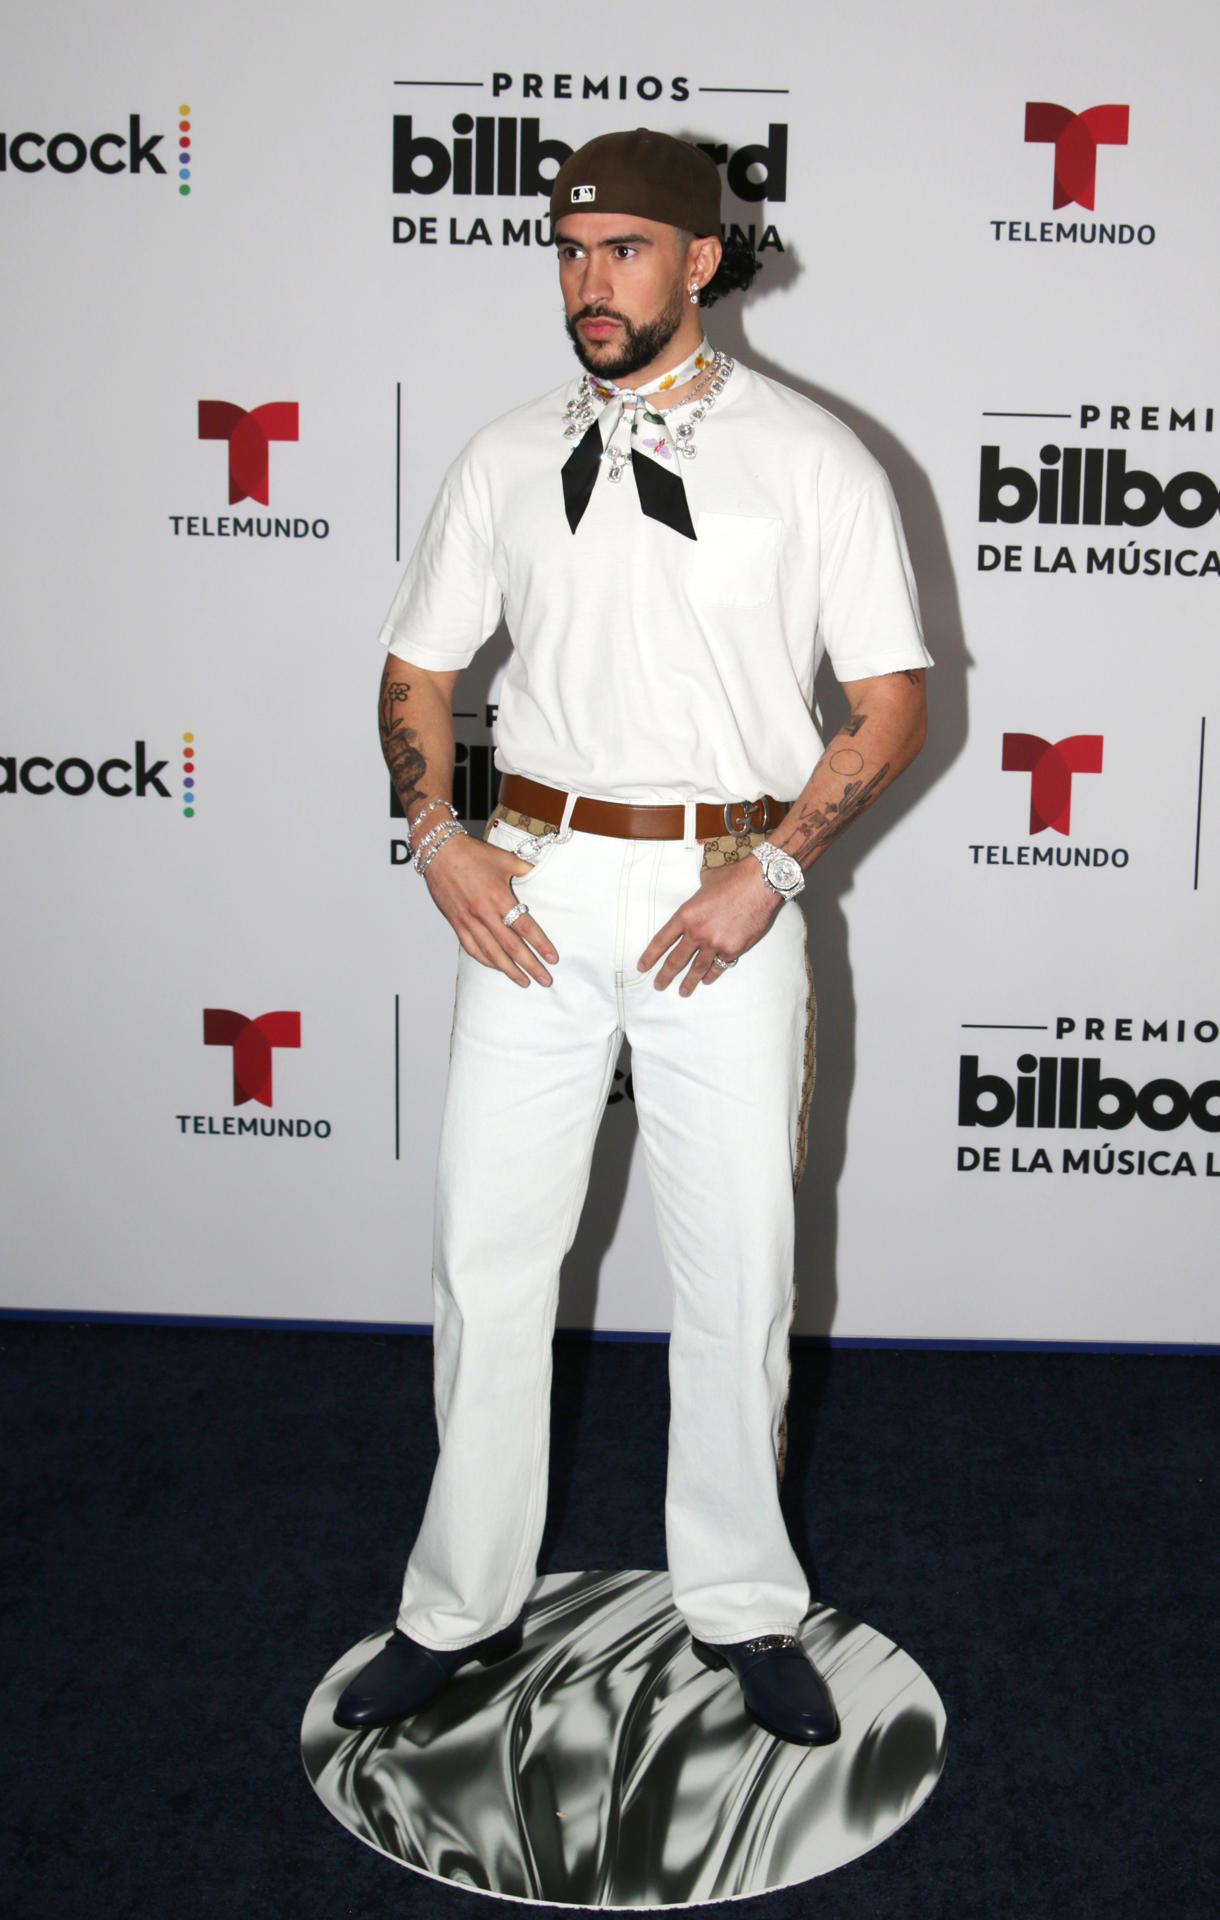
[381,362,931,805]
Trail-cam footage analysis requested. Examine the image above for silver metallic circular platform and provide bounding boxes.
[303,1570,946,1907]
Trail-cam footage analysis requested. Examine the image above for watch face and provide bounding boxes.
[769,852,802,892]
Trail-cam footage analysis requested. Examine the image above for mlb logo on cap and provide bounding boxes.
[571,184,597,203]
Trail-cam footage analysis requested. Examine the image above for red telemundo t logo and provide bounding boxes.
[198,401,298,504]
[1001,734,1104,835]
[203,1009,300,1107]
[1024,103,1129,210]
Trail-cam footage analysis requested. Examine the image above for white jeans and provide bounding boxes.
[397,821,812,1649]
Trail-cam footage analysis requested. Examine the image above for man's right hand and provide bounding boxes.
[421,834,558,987]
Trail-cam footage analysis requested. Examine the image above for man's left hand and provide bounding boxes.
[638,856,785,995]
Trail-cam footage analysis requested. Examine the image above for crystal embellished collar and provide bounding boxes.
[560,337,734,539]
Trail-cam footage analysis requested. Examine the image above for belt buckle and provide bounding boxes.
[722,796,771,835]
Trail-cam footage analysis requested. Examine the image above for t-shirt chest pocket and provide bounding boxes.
[690,512,782,609]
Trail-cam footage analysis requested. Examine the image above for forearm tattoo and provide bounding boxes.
[786,765,892,864]
[378,677,428,813]
[785,709,891,864]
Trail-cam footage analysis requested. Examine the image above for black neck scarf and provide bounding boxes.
[561,338,718,542]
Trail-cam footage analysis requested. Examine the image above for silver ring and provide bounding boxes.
[711,954,737,970]
[504,903,528,928]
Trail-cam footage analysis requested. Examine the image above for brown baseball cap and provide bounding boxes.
[550,128,721,237]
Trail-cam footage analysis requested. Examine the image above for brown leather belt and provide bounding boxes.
[499,774,786,841]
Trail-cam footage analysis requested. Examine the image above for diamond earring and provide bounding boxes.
[689,283,700,304]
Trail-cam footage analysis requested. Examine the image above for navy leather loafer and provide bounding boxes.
[692,1633,840,1745]
[333,1617,522,1730]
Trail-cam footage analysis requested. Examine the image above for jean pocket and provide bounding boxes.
[487,815,560,868]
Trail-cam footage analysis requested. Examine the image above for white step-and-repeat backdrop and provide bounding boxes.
[4,0,1217,1343]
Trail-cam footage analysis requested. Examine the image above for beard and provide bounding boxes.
[565,282,687,380]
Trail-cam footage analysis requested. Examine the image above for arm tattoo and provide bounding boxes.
[785,762,892,865]
[378,678,412,740]
[781,675,921,863]
[385,730,427,808]
[379,676,429,812]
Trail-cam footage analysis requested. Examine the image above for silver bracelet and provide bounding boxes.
[417,821,468,875]
[417,820,466,874]
[412,815,461,868]
[406,796,455,850]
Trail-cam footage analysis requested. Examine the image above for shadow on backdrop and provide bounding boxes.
[707,222,970,1345]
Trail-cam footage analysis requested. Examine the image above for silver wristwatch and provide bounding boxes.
[751,841,805,899]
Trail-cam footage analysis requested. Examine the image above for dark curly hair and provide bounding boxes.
[698,229,763,306]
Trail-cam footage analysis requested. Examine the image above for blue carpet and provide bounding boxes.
[0,1323,1214,1917]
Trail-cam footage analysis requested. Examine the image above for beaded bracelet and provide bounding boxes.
[406,796,456,852]
[412,816,461,869]
[417,820,466,875]
[417,821,468,875]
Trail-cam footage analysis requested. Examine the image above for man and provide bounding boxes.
[336,128,930,1744]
